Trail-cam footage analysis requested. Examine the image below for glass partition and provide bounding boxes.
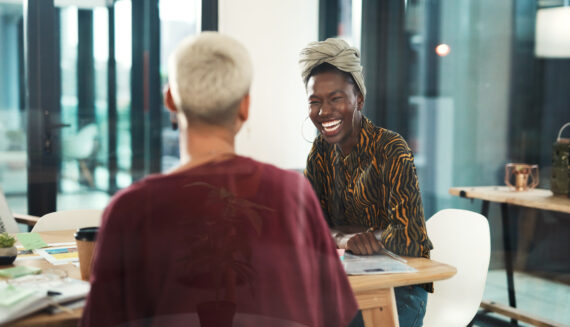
[0,3,26,213]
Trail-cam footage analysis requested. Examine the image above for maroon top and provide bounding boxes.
[81,156,358,327]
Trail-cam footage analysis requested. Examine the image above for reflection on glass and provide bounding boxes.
[159,0,200,172]
[0,3,27,213]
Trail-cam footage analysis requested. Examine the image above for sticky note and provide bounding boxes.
[15,233,48,250]
[0,266,41,279]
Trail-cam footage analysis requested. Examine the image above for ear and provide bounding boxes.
[164,85,178,113]
[357,92,364,111]
[237,93,250,123]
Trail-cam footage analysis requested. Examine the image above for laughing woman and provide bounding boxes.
[299,38,433,327]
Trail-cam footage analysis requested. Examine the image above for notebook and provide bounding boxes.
[0,274,90,325]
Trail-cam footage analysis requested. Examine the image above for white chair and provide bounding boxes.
[423,209,491,327]
[31,209,103,232]
[62,124,100,187]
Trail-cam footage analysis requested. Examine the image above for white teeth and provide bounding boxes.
[322,120,342,133]
[322,120,341,128]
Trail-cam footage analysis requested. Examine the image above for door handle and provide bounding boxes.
[44,122,71,153]
[49,123,71,130]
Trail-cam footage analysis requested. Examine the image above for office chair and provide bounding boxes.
[31,209,103,232]
[422,209,491,327]
[62,123,100,188]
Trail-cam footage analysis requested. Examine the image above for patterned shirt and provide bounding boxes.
[305,117,433,259]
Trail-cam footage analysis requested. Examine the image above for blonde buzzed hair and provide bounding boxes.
[168,32,253,125]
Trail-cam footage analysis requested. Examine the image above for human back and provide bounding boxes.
[84,155,356,326]
[81,32,358,327]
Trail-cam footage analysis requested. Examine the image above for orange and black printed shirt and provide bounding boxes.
[305,117,433,260]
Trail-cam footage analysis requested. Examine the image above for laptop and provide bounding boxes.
[0,185,19,233]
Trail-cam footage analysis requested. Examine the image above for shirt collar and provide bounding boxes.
[334,116,374,168]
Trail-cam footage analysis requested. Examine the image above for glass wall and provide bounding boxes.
[159,0,200,172]
[0,0,199,213]
[0,2,26,212]
[339,0,570,324]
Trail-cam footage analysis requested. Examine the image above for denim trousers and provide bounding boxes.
[348,285,427,327]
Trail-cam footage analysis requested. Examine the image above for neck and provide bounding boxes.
[174,123,236,172]
[339,116,363,155]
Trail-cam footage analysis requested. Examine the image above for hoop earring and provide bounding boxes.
[352,107,361,132]
[301,115,315,143]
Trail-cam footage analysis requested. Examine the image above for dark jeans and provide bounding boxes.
[348,285,427,327]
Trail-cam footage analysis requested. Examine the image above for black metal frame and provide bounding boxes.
[318,0,339,41]
[130,0,161,182]
[202,0,218,31]
[24,0,61,216]
[77,9,95,130]
[107,5,118,193]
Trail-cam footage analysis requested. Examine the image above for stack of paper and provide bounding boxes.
[0,274,89,325]
[343,253,417,275]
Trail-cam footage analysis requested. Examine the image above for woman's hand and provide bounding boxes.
[333,229,383,255]
[346,232,383,255]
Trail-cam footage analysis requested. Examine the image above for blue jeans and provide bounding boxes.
[348,285,427,327]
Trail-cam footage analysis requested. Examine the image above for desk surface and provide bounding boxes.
[449,186,570,214]
[348,257,456,292]
[5,230,456,327]
[0,230,82,327]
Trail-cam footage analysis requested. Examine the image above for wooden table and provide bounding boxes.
[450,186,570,327]
[348,258,456,327]
[3,230,456,327]
[3,230,83,327]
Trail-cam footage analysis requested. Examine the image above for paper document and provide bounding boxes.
[35,246,79,265]
[343,253,417,275]
[0,275,90,325]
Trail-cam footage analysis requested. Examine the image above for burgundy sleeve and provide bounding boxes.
[304,179,359,327]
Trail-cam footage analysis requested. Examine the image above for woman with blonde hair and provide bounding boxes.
[82,32,358,327]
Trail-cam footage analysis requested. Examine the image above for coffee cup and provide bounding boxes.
[74,227,99,281]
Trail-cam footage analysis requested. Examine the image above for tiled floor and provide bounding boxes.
[473,269,570,326]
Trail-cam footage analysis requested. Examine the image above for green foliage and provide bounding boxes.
[0,233,16,248]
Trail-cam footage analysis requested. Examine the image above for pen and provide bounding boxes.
[381,248,407,263]
[371,229,407,263]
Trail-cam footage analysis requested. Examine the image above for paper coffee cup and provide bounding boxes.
[74,227,99,281]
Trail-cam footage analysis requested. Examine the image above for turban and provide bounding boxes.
[299,38,366,99]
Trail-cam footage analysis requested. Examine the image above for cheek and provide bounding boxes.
[308,110,319,126]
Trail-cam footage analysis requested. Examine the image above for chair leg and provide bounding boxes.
[79,160,95,188]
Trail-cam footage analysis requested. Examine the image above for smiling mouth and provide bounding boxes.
[321,119,342,135]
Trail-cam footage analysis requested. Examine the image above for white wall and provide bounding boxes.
[219,0,318,169]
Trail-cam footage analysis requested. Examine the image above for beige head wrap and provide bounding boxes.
[299,38,366,99]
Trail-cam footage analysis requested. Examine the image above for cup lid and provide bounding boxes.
[74,227,99,241]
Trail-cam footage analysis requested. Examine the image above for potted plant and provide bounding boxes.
[181,182,273,327]
[0,232,17,265]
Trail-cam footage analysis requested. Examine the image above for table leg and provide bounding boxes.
[355,288,399,327]
[500,203,518,326]
[481,200,490,219]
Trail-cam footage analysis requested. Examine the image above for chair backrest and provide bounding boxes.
[63,124,99,159]
[31,209,103,232]
[0,185,19,233]
[423,208,491,327]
